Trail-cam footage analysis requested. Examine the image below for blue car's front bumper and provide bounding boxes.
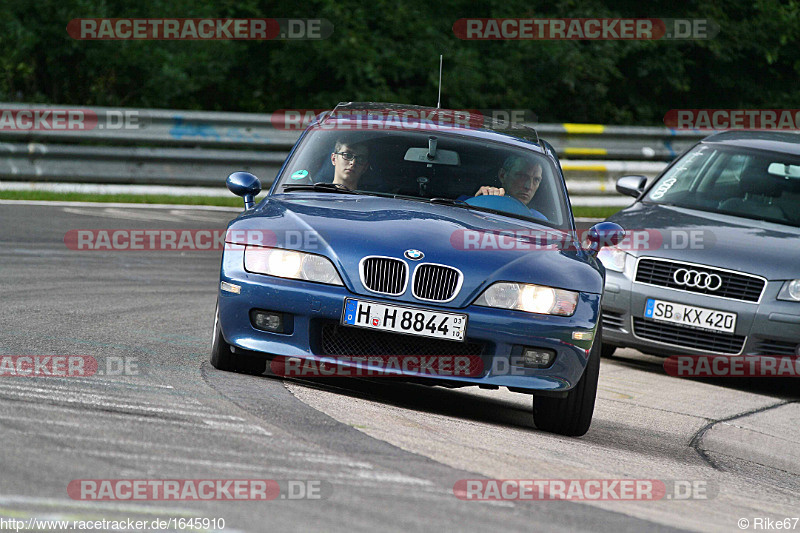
[219,245,600,392]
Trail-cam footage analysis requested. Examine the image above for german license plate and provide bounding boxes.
[342,298,467,341]
[644,298,736,333]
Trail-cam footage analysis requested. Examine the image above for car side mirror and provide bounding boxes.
[616,175,648,198]
[584,222,625,257]
[227,171,262,210]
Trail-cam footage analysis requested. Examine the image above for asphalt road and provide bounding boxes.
[0,202,796,533]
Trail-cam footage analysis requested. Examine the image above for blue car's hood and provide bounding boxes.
[607,203,800,280]
[228,194,603,306]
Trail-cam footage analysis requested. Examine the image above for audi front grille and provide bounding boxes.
[632,317,745,354]
[635,258,765,302]
[360,256,408,296]
[412,263,463,302]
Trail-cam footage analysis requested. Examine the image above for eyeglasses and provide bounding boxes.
[334,151,367,164]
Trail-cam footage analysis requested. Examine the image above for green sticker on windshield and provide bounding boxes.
[291,170,309,180]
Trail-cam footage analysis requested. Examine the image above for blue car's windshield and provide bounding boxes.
[274,126,571,229]
[644,144,800,227]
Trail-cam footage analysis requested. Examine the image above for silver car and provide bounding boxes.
[599,131,800,357]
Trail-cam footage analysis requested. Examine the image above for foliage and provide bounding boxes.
[1,0,798,125]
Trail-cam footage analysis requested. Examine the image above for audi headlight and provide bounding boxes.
[475,282,578,316]
[597,246,628,273]
[778,279,800,301]
[244,246,343,285]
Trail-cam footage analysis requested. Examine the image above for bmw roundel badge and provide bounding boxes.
[404,249,424,260]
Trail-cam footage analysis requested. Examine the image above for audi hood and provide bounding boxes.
[607,203,800,280]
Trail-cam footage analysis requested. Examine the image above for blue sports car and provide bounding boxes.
[211,103,623,436]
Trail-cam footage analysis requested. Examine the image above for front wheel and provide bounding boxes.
[210,302,266,375]
[532,331,601,437]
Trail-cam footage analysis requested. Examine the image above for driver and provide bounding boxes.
[474,156,546,219]
[331,139,370,189]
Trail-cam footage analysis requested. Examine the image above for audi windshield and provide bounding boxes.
[644,144,800,227]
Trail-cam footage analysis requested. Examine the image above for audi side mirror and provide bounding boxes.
[616,175,648,198]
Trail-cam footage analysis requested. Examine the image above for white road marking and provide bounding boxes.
[0,414,85,428]
[61,207,183,222]
[0,494,208,516]
[0,387,244,420]
[289,452,374,469]
[69,449,435,488]
[168,209,233,221]
[4,427,275,457]
[201,419,271,435]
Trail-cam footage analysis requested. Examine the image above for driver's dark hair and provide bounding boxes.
[501,155,541,175]
[334,137,369,155]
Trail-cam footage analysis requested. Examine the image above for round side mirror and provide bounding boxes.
[226,172,262,209]
[584,222,625,257]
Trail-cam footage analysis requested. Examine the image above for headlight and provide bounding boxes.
[244,246,343,285]
[597,246,627,273]
[475,282,578,316]
[778,279,800,301]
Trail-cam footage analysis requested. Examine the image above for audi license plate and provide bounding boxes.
[644,298,736,334]
[342,298,466,341]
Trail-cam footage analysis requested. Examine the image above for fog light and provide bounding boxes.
[521,348,556,368]
[251,310,283,333]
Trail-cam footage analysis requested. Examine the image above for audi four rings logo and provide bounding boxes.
[672,268,723,291]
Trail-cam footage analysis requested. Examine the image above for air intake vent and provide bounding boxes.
[412,264,462,302]
[360,257,408,296]
[633,317,745,354]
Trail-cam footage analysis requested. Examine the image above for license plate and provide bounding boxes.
[644,298,737,334]
[342,298,467,341]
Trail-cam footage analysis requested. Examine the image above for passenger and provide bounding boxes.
[331,139,370,189]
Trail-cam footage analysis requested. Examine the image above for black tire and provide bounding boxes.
[600,342,617,358]
[210,302,237,371]
[532,331,601,437]
[210,302,266,375]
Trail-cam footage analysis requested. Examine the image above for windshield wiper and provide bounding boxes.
[282,183,368,195]
[425,197,543,223]
[428,197,470,206]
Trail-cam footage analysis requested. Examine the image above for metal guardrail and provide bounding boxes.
[536,123,702,160]
[0,104,699,196]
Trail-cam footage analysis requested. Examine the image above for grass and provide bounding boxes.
[0,190,252,207]
[571,206,623,219]
[0,190,622,218]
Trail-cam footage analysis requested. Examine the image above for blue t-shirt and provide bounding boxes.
[456,195,548,221]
